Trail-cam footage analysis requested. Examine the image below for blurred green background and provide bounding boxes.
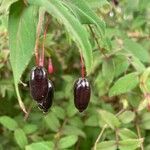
[0,0,150,149]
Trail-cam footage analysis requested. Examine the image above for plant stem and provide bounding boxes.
[40,16,50,67]
[88,25,107,58]
[116,108,126,116]
[15,84,27,114]
[19,80,27,87]
[54,118,68,149]
[93,124,107,150]
[93,109,126,150]
[23,0,28,6]
[24,102,33,121]
[80,52,85,78]
[135,111,144,150]
[136,124,144,150]
[115,128,119,149]
[34,10,44,66]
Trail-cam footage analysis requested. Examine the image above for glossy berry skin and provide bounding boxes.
[38,80,54,113]
[74,78,91,112]
[29,66,48,102]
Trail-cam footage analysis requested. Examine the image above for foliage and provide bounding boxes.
[0,0,150,149]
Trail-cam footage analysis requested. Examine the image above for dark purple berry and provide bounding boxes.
[74,78,91,112]
[29,66,48,102]
[38,80,54,112]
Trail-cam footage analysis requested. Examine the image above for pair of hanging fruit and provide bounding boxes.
[29,66,91,113]
[29,14,91,113]
[30,66,54,113]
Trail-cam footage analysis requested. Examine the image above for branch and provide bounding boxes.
[34,10,45,66]
[93,109,126,150]
[93,124,107,150]
[54,118,68,149]
[135,111,144,150]
[88,25,107,58]
[40,16,50,66]
[24,102,34,121]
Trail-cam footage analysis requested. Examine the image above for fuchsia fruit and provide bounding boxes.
[38,80,54,112]
[74,78,91,112]
[29,66,48,102]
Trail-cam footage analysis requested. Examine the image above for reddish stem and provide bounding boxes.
[35,42,39,66]
[34,13,43,66]
[80,52,85,78]
[40,17,50,67]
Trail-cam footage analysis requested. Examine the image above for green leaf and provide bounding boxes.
[23,124,38,134]
[124,39,150,63]
[118,111,135,124]
[85,115,99,127]
[96,141,117,150]
[139,67,150,93]
[58,135,78,149]
[63,125,86,138]
[94,71,109,96]
[44,112,60,132]
[26,141,54,150]
[98,110,121,129]
[0,116,18,131]
[130,56,145,73]
[28,0,93,75]
[102,58,115,84]
[127,92,141,108]
[131,16,145,29]
[109,72,139,97]
[63,0,105,36]
[91,51,102,73]
[66,103,77,117]
[113,55,129,78]
[9,1,38,85]
[138,98,148,111]
[51,106,65,120]
[8,1,38,113]
[86,0,110,9]
[119,139,143,150]
[119,128,138,140]
[141,112,150,130]
[14,128,28,149]
[69,117,84,128]
[99,36,112,51]
[139,0,150,10]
